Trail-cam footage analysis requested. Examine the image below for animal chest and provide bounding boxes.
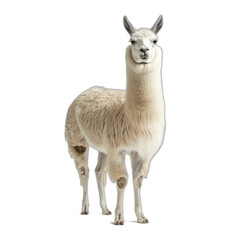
[132,114,165,158]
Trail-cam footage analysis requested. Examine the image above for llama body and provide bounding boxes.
[65,16,165,224]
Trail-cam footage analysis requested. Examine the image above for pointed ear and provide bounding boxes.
[151,15,163,34]
[123,16,135,35]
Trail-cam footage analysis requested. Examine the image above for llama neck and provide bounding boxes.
[125,46,164,117]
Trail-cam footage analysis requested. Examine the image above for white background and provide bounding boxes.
[0,0,239,239]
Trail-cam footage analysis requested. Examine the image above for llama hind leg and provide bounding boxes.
[130,151,150,223]
[108,151,128,225]
[69,144,90,214]
[95,152,111,215]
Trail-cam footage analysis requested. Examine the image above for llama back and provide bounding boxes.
[65,87,126,151]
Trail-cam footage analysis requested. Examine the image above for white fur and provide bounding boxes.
[130,29,158,63]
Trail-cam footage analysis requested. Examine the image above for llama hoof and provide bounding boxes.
[137,216,149,223]
[81,210,88,215]
[81,205,89,215]
[103,209,112,215]
[115,220,124,225]
[114,214,124,225]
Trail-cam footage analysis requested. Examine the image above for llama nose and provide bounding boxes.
[140,47,149,53]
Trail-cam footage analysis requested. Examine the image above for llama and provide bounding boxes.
[65,15,165,225]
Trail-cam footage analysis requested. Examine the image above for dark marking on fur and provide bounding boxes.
[117,177,127,189]
[75,145,86,154]
[80,166,85,175]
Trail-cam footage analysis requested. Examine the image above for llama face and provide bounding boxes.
[123,15,163,64]
[130,29,158,64]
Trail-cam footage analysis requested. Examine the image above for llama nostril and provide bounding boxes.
[140,48,149,53]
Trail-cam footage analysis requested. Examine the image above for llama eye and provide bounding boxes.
[153,40,158,44]
[130,40,136,45]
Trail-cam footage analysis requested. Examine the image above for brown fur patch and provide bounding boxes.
[117,177,127,189]
[74,145,86,154]
[80,166,85,175]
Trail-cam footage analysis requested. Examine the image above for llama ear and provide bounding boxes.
[123,16,135,35]
[151,15,163,34]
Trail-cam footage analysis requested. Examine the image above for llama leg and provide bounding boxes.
[131,151,150,223]
[108,151,128,225]
[70,144,90,215]
[115,177,126,225]
[95,152,111,215]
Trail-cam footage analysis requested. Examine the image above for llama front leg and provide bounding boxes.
[108,151,128,225]
[115,178,126,225]
[131,151,150,223]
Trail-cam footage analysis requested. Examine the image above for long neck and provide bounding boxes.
[125,46,164,120]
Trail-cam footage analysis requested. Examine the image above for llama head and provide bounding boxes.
[123,15,163,64]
